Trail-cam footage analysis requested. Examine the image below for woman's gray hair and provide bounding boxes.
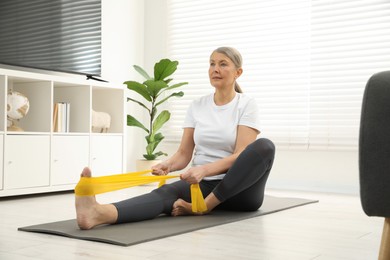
[213,47,243,93]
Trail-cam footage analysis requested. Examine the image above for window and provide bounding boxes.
[165,0,390,150]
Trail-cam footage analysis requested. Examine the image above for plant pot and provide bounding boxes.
[135,159,162,172]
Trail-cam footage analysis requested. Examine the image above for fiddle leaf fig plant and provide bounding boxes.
[124,59,188,160]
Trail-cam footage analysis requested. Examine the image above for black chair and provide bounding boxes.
[359,71,390,260]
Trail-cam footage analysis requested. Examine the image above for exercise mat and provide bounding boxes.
[18,195,317,246]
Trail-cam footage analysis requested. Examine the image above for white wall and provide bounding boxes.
[115,0,360,195]
[101,0,144,85]
[101,0,146,171]
[144,0,168,72]
[269,149,359,194]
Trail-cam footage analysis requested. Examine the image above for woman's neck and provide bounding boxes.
[214,89,237,106]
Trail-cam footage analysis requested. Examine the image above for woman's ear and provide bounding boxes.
[236,68,243,78]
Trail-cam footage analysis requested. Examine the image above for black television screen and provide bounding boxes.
[0,0,101,76]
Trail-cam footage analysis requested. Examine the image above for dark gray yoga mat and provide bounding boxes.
[18,195,317,246]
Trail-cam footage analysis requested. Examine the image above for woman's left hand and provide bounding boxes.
[180,166,207,184]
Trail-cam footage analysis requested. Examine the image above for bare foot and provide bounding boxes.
[75,167,117,230]
[171,199,207,216]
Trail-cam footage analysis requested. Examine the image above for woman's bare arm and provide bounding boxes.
[152,128,195,175]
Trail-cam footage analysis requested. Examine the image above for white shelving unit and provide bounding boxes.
[0,68,126,197]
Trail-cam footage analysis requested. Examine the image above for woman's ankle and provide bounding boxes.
[205,192,221,212]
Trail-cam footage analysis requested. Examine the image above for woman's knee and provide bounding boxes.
[248,138,275,160]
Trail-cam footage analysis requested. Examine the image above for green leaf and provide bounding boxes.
[155,91,184,107]
[153,110,170,133]
[145,133,164,156]
[155,151,168,158]
[166,82,188,91]
[154,132,165,142]
[154,59,178,80]
[143,152,167,160]
[146,132,164,147]
[143,151,167,160]
[127,97,150,112]
[133,65,152,80]
[127,115,149,133]
[145,133,165,157]
[124,81,152,102]
[155,151,168,157]
[146,141,155,156]
[143,154,157,160]
[144,80,168,99]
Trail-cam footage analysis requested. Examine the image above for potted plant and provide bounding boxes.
[124,59,188,170]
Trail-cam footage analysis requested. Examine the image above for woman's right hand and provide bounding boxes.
[151,162,171,176]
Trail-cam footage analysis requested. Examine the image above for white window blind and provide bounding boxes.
[164,0,390,150]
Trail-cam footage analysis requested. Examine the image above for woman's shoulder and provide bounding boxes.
[237,93,257,106]
[191,93,214,106]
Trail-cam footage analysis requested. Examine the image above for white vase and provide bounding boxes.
[135,159,162,172]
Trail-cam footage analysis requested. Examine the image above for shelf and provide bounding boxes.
[0,67,126,196]
[5,132,51,135]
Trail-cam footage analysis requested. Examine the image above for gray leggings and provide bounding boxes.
[113,138,275,223]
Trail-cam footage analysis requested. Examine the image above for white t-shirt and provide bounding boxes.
[183,93,260,180]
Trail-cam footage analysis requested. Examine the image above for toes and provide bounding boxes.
[81,167,92,177]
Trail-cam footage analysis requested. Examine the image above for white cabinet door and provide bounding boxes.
[4,135,50,189]
[90,135,123,177]
[0,135,3,190]
[51,135,89,185]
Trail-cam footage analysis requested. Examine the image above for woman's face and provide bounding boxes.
[209,52,242,90]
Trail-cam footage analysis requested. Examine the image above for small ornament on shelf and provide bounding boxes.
[91,109,111,133]
[7,90,30,131]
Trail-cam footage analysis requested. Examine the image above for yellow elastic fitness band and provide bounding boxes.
[74,170,207,213]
